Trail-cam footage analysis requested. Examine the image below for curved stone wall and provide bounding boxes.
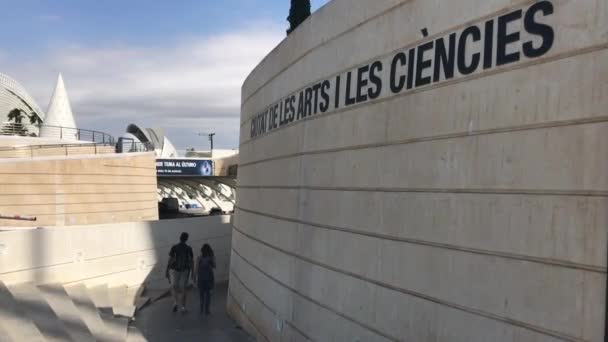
[229,0,608,341]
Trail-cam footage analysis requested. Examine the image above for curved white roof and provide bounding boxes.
[0,72,45,123]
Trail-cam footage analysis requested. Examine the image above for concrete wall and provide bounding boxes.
[230,0,608,341]
[0,152,158,227]
[0,215,232,289]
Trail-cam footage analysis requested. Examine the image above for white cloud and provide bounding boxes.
[1,26,284,149]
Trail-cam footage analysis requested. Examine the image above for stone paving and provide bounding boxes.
[133,284,252,342]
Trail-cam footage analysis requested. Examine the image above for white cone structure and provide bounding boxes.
[40,73,78,140]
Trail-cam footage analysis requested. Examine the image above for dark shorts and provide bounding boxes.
[170,270,189,291]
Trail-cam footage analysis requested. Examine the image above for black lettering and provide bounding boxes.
[483,20,494,69]
[272,104,279,129]
[296,91,304,120]
[497,10,522,66]
[279,99,284,126]
[345,71,356,106]
[390,52,407,93]
[458,25,482,75]
[312,83,322,114]
[433,33,456,82]
[523,1,554,58]
[406,48,416,90]
[416,41,434,87]
[356,65,369,103]
[289,96,296,122]
[320,80,331,113]
[281,98,289,125]
[304,88,313,117]
[334,75,341,109]
[368,61,383,99]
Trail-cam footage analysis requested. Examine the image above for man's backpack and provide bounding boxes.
[170,243,192,272]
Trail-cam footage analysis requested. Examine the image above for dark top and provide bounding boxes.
[197,256,216,290]
[168,242,193,272]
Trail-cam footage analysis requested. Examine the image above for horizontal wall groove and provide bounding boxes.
[229,269,314,342]
[84,234,231,262]
[0,173,156,178]
[0,261,74,275]
[0,199,158,207]
[31,206,158,217]
[236,186,608,198]
[0,192,156,197]
[0,183,157,186]
[236,206,605,273]
[231,226,585,342]
[239,115,608,168]
[240,42,608,145]
[227,290,272,342]
[102,164,157,170]
[231,249,398,341]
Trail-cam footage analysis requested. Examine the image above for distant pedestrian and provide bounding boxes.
[166,232,194,313]
[193,243,216,315]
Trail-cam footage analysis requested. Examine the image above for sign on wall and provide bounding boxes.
[249,1,556,140]
[156,159,214,176]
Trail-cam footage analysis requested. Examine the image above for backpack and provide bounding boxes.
[170,243,193,272]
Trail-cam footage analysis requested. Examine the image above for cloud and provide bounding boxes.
[1,26,284,149]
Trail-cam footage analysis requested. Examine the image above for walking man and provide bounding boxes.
[166,232,194,313]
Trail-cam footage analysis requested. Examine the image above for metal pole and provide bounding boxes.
[209,133,215,153]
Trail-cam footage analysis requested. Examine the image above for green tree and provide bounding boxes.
[4,108,40,136]
[287,0,311,35]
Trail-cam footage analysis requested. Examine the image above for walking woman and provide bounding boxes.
[193,243,216,315]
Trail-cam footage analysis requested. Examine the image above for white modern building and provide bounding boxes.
[0,72,45,135]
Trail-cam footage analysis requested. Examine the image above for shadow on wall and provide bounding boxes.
[0,215,233,333]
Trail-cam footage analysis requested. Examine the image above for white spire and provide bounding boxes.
[40,73,78,139]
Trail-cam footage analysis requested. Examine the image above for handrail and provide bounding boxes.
[0,122,115,145]
[0,142,115,159]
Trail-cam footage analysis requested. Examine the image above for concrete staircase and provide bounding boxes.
[0,280,149,342]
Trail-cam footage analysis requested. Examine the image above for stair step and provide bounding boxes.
[109,285,128,308]
[87,284,113,310]
[0,281,45,342]
[0,318,14,342]
[7,282,73,342]
[126,326,147,342]
[113,305,137,318]
[126,285,145,306]
[90,284,129,341]
[100,311,129,342]
[38,284,96,342]
[64,283,112,342]
[135,296,151,313]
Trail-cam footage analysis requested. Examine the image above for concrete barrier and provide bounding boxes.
[0,216,233,290]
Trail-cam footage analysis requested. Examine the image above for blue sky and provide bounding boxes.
[0,0,329,149]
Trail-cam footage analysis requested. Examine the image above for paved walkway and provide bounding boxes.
[133,284,252,342]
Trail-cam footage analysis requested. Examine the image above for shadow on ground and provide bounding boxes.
[134,283,252,342]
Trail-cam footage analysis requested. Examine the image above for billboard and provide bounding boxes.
[156,159,213,176]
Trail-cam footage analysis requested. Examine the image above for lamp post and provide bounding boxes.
[197,132,216,157]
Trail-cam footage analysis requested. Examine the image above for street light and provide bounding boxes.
[197,132,216,156]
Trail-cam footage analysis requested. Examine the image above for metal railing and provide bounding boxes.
[0,122,115,145]
[0,143,116,159]
[115,138,154,153]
